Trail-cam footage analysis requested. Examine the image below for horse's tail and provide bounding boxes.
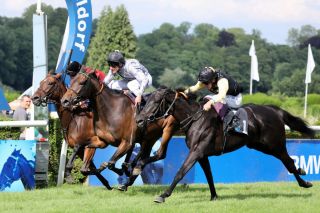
[271,106,315,138]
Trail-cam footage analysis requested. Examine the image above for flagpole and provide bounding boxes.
[304,83,308,118]
[249,72,253,95]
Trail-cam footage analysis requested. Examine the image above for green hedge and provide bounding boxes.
[48,118,85,186]
[0,115,21,139]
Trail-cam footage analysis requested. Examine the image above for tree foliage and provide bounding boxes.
[1,4,320,98]
[0,3,66,92]
[86,5,136,71]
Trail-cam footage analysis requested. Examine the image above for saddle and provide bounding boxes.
[123,91,151,112]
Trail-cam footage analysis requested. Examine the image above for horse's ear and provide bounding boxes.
[178,92,188,99]
[56,73,62,79]
[48,69,55,75]
[88,69,95,74]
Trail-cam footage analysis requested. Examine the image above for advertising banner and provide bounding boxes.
[194,139,320,183]
[0,140,36,192]
[56,0,92,82]
[90,138,320,186]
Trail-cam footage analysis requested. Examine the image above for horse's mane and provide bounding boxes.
[104,86,125,96]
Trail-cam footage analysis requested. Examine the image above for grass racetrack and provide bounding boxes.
[0,181,319,213]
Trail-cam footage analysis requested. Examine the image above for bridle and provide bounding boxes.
[144,91,203,130]
[146,92,179,123]
[67,71,104,105]
[36,76,65,106]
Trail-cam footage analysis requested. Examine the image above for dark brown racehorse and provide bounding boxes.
[60,70,182,190]
[31,72,111,189]
[136,87,315,203]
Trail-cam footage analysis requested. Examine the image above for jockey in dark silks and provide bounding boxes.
[185,67,245,134]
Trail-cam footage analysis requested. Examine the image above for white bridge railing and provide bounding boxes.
[285,125,320,132]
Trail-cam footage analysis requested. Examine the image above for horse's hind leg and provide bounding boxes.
[277,151,312,188]
[198,157,218,200]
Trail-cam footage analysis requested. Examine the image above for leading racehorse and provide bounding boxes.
[31,72,111,189]
[60,70,179,182]
[136,87,315,203]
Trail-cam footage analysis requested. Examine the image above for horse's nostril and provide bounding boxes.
[137,120,144,128]
[62,99,70,107]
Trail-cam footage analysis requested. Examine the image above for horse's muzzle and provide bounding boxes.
[136,118,145,129]
[31,96,41,106]
[61,98,71,108]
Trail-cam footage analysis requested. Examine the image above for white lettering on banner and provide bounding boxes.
[74,0,90,52]
[290,155,320,175]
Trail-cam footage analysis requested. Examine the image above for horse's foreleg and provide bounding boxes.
[81,147,96,175]
[122,145,135,177]
[102,140,133,176]
[198,157,218,200]
[134,126,174,175]
[65,144,82,183]
[89,161,112,190]
[154,150,199,203]
[118,143,153,191]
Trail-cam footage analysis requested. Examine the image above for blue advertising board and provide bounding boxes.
[194,139,320,183]
[0,140,36,192]
[89,138,320,187]
[89,138,194,186]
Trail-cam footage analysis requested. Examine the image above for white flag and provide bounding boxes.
[305,44,315,84]
[249,40,259,82]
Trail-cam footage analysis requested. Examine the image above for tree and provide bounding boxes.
[86,5,137,71]
[216,30,235,47]
[157,67,193,88]
[287,25,318,47]
[300,36,320,49]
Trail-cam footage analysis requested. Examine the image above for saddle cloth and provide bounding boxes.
[223,108,248,135]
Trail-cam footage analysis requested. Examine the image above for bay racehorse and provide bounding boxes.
[60,70,183,190]
[31,72,111,189]
[136,87,315,203]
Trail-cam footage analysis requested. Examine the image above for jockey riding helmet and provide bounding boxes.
[107,50,125,67]
[66,61,82,77]
[198,67,217,84]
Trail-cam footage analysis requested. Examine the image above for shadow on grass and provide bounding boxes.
[122,184,313,201]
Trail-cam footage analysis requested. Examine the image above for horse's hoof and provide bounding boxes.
[299,181,313,188]
[117,185,128,191]
[154,196,165,203]
[303,182,313,188]
[98,162,108,172]
[210,195,218,201]
[132,167,142,176]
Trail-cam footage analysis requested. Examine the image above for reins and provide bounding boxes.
[147,91,203,131]
[147,92,179,122]
[179,109,204,130]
